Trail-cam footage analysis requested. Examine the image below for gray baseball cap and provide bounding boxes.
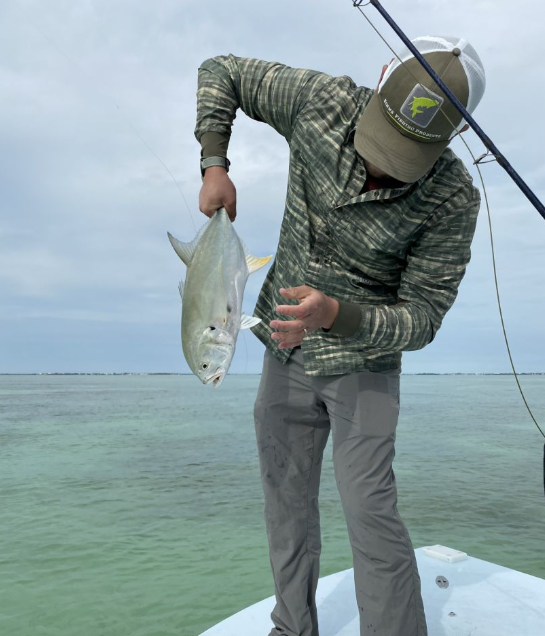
[355,36,486,183]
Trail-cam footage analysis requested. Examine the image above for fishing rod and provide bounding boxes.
[352,0,545,498]
[353,0,545,222]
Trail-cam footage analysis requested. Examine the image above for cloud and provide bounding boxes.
[2,0,544,372]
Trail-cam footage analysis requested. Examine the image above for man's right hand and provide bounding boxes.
[199,166,237,221]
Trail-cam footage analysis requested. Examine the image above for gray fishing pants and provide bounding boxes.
[253,348,428,636]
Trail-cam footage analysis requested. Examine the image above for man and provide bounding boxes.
[195,36,485,636]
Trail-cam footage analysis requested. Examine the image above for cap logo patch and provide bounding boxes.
[400,84,444,129]
[410,96,440,118]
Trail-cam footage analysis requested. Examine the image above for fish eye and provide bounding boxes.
[209,326,216,331]
[201,363,208,370]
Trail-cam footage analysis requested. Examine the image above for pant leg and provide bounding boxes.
[317,369,427,636]
[254,348,330,636]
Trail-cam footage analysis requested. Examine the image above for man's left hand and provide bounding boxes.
[270,286,339,350]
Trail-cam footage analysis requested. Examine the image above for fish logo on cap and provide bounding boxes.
[410,97,440,119]
[400,84,444,129]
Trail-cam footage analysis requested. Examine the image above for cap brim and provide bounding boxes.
[354,93,449,183]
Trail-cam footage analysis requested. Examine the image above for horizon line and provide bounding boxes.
[1,372,545,377]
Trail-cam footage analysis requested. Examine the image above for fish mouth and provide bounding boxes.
[204,370,226,388]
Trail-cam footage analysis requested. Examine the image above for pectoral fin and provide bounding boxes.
[240,314,261,329]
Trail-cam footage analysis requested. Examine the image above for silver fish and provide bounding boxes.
[167,208,272,388]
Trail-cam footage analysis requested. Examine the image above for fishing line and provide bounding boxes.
[13,3,257,378]
[355,0,545,221]
[14,3,544,434]
[240,329,250,375]
[12,0,197,232]
[350,0,545,496]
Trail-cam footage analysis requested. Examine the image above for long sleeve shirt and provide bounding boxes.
[195,55,481,375]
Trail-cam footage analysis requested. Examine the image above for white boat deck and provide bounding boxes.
[200,545,545,636]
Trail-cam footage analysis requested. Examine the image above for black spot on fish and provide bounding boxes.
[227,305,232,313]
[209,326,216,331]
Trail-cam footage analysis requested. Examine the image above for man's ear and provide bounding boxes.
[452,123,471,140]
[376,62,391,91]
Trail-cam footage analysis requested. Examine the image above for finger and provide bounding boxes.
[271,322,306,345]
[279,285,312,300]
[278,339,303,350]
[271,330,303,342]
[270,319,306,333]
[275,305,312,319]
[199,200,219,218]
[224,201,237,222]
[271,331,304,349]
[278,285,316,303]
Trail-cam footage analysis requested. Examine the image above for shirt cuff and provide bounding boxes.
[200,131,230,159]
[322,300,363,337]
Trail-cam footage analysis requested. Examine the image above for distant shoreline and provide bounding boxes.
[1,373,544,377]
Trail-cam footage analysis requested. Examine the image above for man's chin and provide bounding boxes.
[363,158,393,180]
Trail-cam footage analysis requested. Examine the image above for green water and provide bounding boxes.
[1,374,544,636]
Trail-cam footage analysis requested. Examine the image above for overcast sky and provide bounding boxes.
[1,0,544,375]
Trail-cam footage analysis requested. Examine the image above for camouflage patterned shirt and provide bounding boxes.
[195,55,481,375]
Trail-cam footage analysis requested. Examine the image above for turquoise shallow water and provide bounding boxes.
[1,374,544,636]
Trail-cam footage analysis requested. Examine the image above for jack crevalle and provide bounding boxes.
[167,208,272,388]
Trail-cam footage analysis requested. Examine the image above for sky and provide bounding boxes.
[1,0,544,375]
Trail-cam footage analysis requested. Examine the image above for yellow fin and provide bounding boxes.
[246,254,272,274]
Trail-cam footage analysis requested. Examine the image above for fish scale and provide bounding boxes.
[168,209,272,387]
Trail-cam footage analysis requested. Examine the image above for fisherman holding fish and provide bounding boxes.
[194,37,485,636]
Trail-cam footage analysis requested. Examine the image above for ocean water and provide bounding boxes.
[1,373,544,636]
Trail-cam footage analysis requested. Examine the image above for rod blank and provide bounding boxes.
[364,0,545,221]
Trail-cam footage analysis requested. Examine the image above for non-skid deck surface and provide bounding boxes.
[200,546,545,636]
